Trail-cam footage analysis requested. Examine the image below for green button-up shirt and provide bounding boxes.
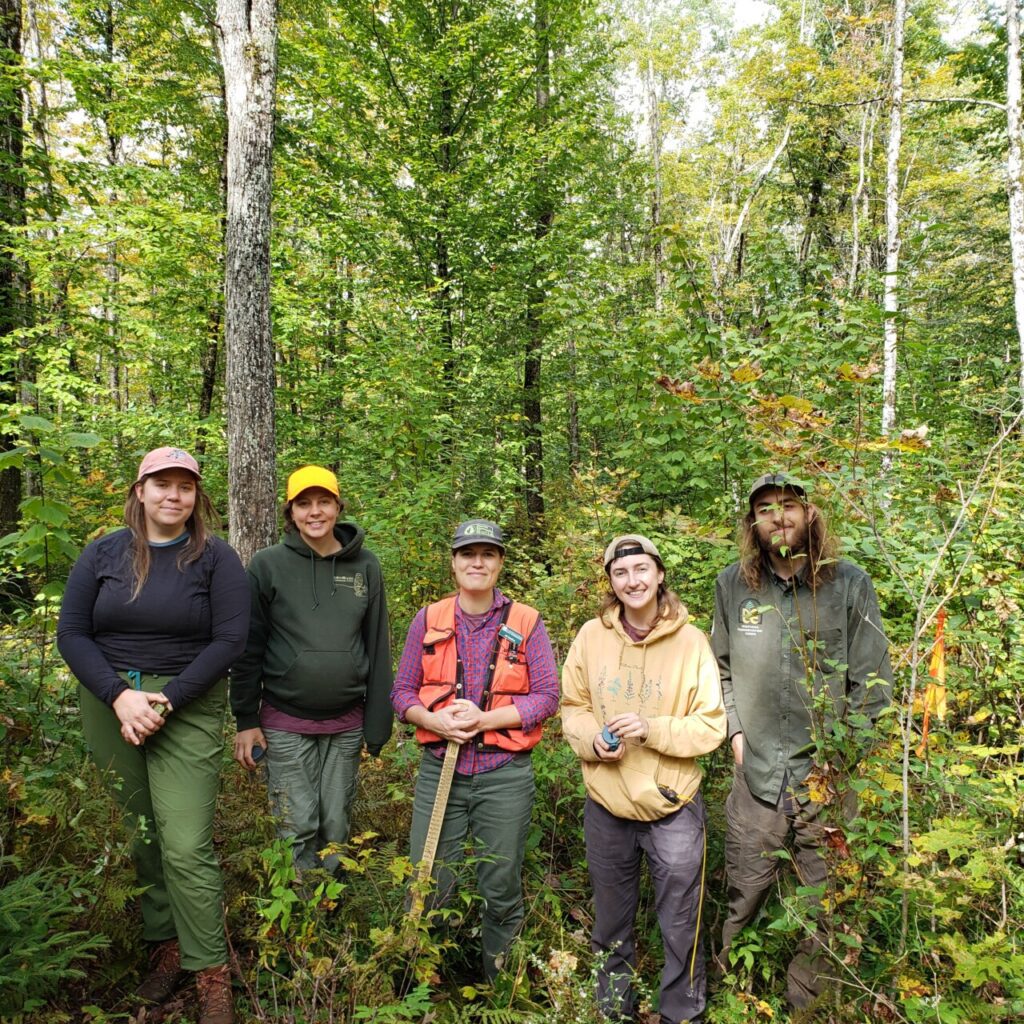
[711,559,892,804]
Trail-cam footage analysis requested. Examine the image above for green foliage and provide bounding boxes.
[0,865,109,1015]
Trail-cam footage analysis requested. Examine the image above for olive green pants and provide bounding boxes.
[721,763,836,1010]
[79,677,228,970]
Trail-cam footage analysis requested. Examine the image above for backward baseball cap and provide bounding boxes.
[748,471,807,508]
[451,518,506,552]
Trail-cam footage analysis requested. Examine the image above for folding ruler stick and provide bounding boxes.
[409,738,459,922]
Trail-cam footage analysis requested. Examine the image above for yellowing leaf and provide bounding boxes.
[695,356,722,381]
[838,360,880,382]
[731,360,764,383]
[779,394,814,414]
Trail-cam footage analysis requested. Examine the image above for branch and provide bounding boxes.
[805,94,1005,112]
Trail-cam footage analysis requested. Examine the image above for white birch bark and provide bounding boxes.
[217,0,279,565]
[718,121,794,288]
[881,0,906,447]
[1006,0,1024,412]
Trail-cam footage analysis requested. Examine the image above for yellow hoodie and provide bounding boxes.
[561,604,726,821]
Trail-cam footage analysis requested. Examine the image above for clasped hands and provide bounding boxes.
[592,712,649,761]
[113,688,172,746]
[431,698,485,744]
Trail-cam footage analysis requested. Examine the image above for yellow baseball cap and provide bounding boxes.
[286,465,340,501]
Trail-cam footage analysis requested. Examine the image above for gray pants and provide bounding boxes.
[721,763,832,1009]
[264,727,363,873]
[409,751,535,979]
[585,794,707,1024]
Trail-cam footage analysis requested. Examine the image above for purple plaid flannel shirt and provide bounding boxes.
[391,588,559,775]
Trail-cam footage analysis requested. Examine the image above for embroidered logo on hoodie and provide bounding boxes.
[334,572,367,597]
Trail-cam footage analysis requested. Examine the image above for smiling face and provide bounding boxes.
[751,486,810,558]
[451,543,504,597]
[290,487,342,548]
[608,553,664,625]
[134,468,197,541]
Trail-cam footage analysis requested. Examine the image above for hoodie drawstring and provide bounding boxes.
[309,549,319,610]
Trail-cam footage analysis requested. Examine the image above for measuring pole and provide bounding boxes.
[408,738,460,922]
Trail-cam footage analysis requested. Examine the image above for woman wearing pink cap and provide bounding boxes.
[57,446,249,1024]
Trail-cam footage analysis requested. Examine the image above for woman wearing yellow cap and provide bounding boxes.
[231,466,393,873]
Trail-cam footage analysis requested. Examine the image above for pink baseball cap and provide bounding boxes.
[135,446,201,483]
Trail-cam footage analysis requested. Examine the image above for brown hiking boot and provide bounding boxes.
[135,938,187,1003]
[196,963,235,1024]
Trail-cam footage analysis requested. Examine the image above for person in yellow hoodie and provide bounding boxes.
[562,534,726,1024]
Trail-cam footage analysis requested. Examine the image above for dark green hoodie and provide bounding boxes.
[230,523,394,755]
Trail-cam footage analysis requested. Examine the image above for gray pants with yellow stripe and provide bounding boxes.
[78,676,228,971]
[585,793,707,1024]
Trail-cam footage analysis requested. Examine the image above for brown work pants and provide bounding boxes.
[720,763,839,1010]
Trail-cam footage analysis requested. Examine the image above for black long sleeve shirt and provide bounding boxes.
[57,528,250,710]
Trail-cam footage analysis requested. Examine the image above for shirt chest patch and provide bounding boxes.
[333,572,367,597]
[738,598,765,636]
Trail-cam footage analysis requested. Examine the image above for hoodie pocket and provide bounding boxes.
[283,650,363,711]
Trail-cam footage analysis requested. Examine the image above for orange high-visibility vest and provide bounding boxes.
[415,596,542,753]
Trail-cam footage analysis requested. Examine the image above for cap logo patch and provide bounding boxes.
[461,523,497,538]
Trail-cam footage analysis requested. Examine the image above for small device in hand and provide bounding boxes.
[251,744,265,763]
[601,725,620,751]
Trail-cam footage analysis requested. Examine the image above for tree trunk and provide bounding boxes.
[881,0,906,450]
[524,0,551,548]
[1006,0,1024,414]
[645,49,665,308]
[849,100,877,296]
[217,0,278,565]
[0,0,25,541]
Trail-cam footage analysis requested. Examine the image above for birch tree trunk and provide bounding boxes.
[1006,0,1024,413]
[217,0,278,565]
[881,0,906,450]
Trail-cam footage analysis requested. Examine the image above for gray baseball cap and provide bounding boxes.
[451,518,506,553]
[748,472,807,508]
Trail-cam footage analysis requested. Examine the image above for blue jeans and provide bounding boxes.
[263,727,363,873]
[409,751,535,978]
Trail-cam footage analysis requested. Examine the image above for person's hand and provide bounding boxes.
[431,700,481,744]
[732,732,744,765]
[113,689,171,746]
[593,727,626,761]
[234,727,267,770]
[606,712,649,743]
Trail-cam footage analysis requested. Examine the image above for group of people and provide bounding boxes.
[57,449,893,1024]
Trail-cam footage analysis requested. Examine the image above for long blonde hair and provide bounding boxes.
[123,478,218,600]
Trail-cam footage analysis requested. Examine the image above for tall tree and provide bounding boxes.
[0,0,24,542]
[1006,0,1024,414]
[524,0,552,547]
[882,0,907,446]
[217,0,278,564]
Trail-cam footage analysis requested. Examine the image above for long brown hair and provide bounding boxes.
[738,499,839,592]
[598,554,682,630]
[123,477,218,600]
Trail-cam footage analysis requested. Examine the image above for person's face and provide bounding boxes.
[291,487,341,546]
[451,543,504,595]
[135,469,197,536]
[752,486,810,556]
[608,553,664,618]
